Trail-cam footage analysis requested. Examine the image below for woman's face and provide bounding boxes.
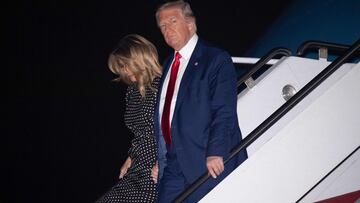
[124,67,137,82]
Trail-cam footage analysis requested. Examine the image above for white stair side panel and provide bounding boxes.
[236,56,354,157]
[300,147,360,202]
[201,63,360,203]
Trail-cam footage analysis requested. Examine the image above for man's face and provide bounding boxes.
[158,8,193,51]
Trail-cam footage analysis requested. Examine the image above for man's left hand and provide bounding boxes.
[206,156,224,179]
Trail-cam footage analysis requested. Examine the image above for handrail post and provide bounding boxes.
[237,48,291,89]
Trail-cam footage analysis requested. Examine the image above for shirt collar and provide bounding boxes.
[177,33,198,61]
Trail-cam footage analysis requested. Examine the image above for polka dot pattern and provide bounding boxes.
[96,77,160,203]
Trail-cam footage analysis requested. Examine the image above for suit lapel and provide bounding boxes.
[158,40,204,128]
[175,40,203,108]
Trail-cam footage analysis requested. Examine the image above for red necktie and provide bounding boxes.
[161,52,182,147]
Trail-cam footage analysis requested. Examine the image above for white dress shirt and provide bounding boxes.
[159,34,199,124]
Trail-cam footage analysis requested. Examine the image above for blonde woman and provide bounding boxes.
[96,34,162,203]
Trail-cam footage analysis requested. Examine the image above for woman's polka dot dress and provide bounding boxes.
[96,77,160,203]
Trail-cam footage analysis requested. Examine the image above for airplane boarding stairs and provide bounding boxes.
[173,40,360,203]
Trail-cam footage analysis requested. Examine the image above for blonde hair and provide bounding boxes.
[108,34,162,97]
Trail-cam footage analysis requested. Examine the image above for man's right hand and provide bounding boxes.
[119,156,132,179]
[206,156,224,179]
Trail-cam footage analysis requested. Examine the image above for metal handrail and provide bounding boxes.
[237,47,292,89]
[296,145,360,202]
[173,38,360,203]
[297,40,360,56]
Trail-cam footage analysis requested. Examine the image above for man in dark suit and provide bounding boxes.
[151,1,247,202]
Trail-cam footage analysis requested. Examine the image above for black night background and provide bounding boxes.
[6,1,292,202]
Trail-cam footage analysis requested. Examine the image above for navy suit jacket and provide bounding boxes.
[155,38,247,184]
